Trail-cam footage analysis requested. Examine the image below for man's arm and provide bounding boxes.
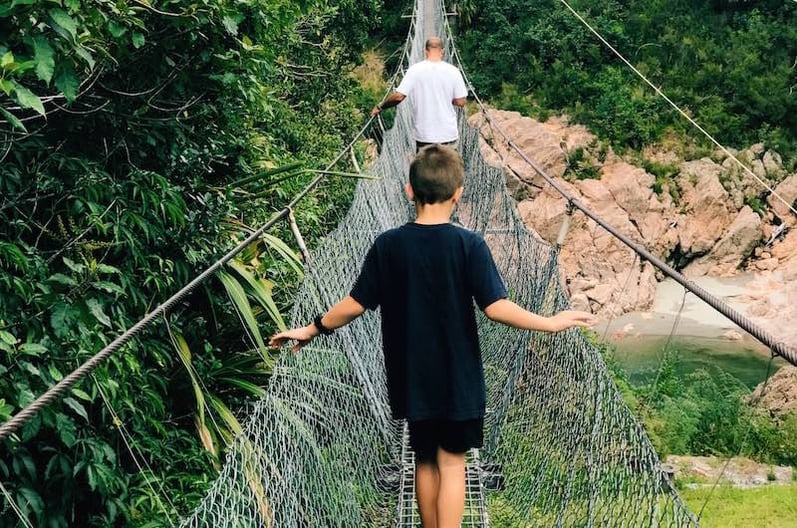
[269,295,366,353]
[484,298,596,332]
[452,97,467,107]
[371,92,407,117]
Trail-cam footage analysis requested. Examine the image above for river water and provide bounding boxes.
[598,273,785,389]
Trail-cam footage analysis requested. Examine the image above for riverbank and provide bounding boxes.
[598,272,767,341]
[597,272,786,386]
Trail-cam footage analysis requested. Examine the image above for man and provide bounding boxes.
[371,37,468,151]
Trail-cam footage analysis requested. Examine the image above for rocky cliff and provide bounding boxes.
[471,110,797,332]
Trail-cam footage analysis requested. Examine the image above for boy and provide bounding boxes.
[270,145,596,528]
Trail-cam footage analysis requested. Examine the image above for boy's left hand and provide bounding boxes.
[269,325,319,353]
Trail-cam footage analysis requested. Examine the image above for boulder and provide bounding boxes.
[474,107,788,321]
[754,258,779,271]
[767,174,797,226]
[684,206,762,276]
[570,293,591,313]
[750,366,797,418]
[677,158,734,255]
[771,229,797,262]
[762,150,783,178]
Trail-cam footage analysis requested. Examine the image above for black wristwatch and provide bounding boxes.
[313,315,334,336]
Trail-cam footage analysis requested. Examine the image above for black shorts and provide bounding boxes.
[416,140,458,152]
[408,418,484,463]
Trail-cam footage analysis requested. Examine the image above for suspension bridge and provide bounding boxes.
[2,0,796,526]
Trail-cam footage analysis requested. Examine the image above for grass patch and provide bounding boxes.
[680,485,797,527]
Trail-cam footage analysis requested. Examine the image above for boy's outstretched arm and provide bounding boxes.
[269,296,366,353]
[484,298,597,332]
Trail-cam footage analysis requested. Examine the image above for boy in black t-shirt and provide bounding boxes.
[270,145,595,528]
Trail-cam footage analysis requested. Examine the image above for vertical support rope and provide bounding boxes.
[287,209,311,265]
[556,202,574,248]
[0,480,35,528]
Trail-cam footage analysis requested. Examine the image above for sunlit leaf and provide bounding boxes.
[48,9,78,39]
[261,233,303,278]
[228,259,286,331]
[33,36,55,84]
[218,270,269,358]
[86,298,112,327]
[0,107,26,132]
[13,84,45,116]
[55,63,79,101]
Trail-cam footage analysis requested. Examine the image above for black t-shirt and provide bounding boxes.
[350,222,507,421]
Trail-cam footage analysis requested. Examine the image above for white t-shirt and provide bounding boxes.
[396,60,468,143]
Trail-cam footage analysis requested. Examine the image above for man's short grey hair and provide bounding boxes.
[425,37,444,50]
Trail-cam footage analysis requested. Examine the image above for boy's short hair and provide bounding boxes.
[425,37,443,50]
[409,145,464,205]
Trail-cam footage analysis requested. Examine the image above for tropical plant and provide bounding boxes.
[0,0,382,525]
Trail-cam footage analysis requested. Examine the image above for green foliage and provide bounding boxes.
[679,484,797,528]
[458,0,797,161]
[597,339,797,467]
[564,146,601,181]
[628,352,797,466]
[1,0,382,525]
[744,195,767,216]
[642,159,679,197]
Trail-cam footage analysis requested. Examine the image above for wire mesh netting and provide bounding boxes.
[179,1,697,526]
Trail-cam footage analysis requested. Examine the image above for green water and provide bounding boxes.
[610,336,784,389]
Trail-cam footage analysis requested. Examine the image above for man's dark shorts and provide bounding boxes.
[416,140,458,152]
[408,418,484,463]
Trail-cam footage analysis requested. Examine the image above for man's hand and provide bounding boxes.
[548,310,598,332]
[269,324,319,354]
[370,104,381,117]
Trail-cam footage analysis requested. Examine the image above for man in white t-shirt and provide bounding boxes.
[371,37,468,151]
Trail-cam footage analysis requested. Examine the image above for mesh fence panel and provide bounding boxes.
[179,1,697,526]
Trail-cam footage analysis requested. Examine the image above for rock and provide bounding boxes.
[643,147,680,167]
[751,366,797,417]
[722,330,743,341]
[747,143,765,159]
[677,158,733,255]
[762,150,783,177]
[767,174,797,226]
[474,108,787,323]
[684,206,762,276]
[516,186,570,244]
[570,277,598,293]
[751,159,767,180]
[754,258,779,271]
[570,293,591,312]
[721,155,764,202]
[743,257,797,346]
[771,229,797,261]
[586,283,615,306]
[748,297,773,318]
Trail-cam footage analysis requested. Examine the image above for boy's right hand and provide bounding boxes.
[269,324,320,353]
[550,310,598,332]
